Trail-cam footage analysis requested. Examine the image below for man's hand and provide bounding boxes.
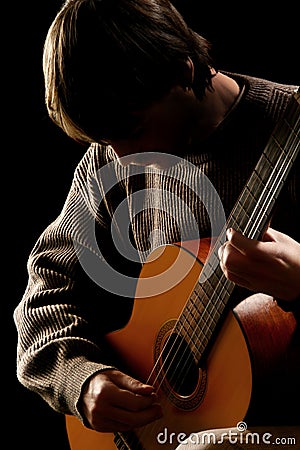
[218,227,300,302]
[81,369,162,432]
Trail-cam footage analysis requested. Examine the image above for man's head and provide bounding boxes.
[43,0,214,146]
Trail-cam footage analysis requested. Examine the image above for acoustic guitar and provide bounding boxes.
[66,89,300,449]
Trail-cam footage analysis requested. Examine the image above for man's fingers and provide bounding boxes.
[83,370,163,432]
[218,229,256,279]
[111,370,155,396]
[111,386,159,412]
[98,371,159,412]
[91,402,163,432]
[226,228,256,255]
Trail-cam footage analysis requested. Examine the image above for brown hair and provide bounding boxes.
[43,0,214,144]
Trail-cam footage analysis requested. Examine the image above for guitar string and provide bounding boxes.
[120,99,299,449]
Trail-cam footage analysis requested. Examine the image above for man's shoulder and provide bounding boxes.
[223,71,298,123]
[226,71,298,90]
[73,143,117,178]
[226,71,298,103]
[72,143,131,195]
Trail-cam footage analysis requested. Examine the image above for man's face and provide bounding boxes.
[109,85,198,168]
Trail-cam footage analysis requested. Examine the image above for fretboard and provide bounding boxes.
[177,89,300,364]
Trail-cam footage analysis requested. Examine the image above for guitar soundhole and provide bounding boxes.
[161,332,199,397]
[154,320,207,410]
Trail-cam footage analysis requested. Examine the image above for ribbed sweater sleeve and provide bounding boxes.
[14,145,130,423]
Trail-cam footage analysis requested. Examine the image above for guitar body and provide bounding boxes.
[65,238,298,449]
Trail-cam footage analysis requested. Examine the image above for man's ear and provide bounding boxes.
[183,57,194,90]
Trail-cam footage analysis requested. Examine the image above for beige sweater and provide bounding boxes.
[14,73,299,425]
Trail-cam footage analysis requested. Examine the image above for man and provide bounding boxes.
[14,0,299,448]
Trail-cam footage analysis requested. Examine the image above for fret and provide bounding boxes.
[256,158,274,181]
[177,314,209,346]
[178,302,215,336]
[264,130,292,164]
[189,275,228,316]
[263,143,283,166]
[244,183,260,201]
[190,336,207,360]
[192,340,207,362]
[201,307,218,327]
[199,251,222,283]
[231,188,259,227]
[184,299,205,325]
[204,283,230,309]
[236,197,253,217]
[188,293,207,315]
[200,261,233,300]
[203,268,224,291]
[191,324,211,359]
[180,312,198,334]
[179,304,209,333]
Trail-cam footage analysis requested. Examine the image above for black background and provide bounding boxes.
[9,1,299,448]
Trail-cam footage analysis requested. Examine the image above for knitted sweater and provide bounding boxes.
[14,73,299,424]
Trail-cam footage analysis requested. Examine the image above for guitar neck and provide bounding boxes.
[177,89,300,365]
[228,88,300,240]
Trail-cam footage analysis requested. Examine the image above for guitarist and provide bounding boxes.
[14,0,299,447]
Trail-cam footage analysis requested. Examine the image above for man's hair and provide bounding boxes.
[43,0,214,144]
